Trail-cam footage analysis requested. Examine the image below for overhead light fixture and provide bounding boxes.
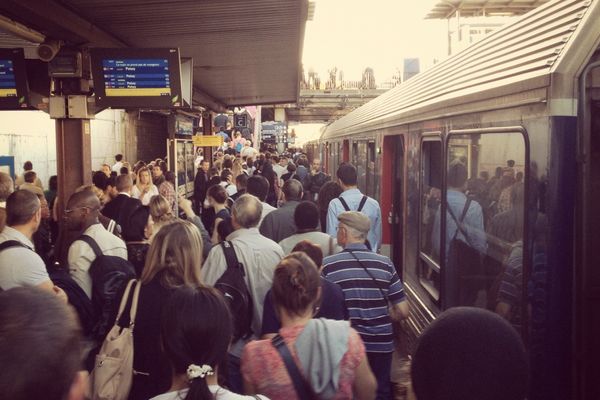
[37,39,62,62]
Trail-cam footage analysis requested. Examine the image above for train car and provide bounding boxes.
[308,1,600,399]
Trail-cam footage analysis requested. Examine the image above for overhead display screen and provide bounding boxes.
[0,49,29,110]
[91,48,183,109]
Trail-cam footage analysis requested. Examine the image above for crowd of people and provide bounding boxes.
[0,144,529,400]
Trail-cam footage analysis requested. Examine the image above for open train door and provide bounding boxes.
[382,135,405,276]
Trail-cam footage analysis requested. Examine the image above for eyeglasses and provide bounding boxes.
[64,206,98,214]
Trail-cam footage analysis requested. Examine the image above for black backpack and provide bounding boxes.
[78,235,136,340]
[214,240,253,342]
[338,195,371,249]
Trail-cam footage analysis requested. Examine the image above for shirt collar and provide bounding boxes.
[342,188,362,196]
[343,242,370,251]
[118,192,131,197]
[227,227,259,240]
[2,226,34,249]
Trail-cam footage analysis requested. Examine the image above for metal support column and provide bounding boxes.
[55,118,92,215]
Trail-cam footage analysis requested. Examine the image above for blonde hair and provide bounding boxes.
[141,220,203,287]
[148,195,174,224]
[136,166,151,189]
[232,159,244,180]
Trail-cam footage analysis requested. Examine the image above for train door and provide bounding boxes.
[342,140,350,162]
[390,136,405,273]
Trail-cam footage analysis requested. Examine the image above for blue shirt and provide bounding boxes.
[322,243,406,353]
[326,188,382,251]
[432,189,487,261]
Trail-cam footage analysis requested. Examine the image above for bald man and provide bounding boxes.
[65,189,127,298]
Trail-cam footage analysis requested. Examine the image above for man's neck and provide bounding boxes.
[10,224,33,240]
[81,220,98,232]
[344,239,365,247]
[343,184,358,191]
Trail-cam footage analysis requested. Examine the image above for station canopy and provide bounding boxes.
[0,0,312,110]
[426,0,551,19]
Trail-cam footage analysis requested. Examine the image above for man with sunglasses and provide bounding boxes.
[65,189,127,298]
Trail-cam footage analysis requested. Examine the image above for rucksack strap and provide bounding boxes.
[338,196,350,211]
[357,196,368,212]
[0,240,29,252]
[447,198,474,246]
[271,335,316,400]
[338,195,368,212]
[221,241,244,277]
[78,235,103,258]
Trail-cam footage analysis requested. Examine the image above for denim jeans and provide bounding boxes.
[367,351,393,400]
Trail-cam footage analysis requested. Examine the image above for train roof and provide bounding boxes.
[322,0,600,140]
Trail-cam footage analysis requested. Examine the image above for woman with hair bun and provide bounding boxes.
[241,252,376,400]
[151,286,269,400]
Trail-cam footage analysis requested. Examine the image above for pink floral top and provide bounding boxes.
[241,324,365,400]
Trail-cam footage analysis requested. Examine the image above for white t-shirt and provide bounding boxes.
[150,385,269,400]
[131,184,160,205]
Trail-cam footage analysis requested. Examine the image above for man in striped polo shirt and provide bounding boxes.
[322,211,409,400]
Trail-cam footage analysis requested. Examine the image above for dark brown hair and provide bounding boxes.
[207,184,228,205]
[291,240,324,267]
[272,252,321,317]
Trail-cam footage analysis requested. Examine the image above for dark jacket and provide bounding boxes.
[101,194,143,233]
[194,169,208,207]
[259,200,300,243]
[122,275,175,400]
[303,172,331,200]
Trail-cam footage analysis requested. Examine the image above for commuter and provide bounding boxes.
[496,171,516,214]
[44,175,58,210]
[326,163,382,251]
[216,126,231,145]
[15,160,43,189]
[206,185,230,243]
[0,171,14,232]
[279,201,342,256]
[65,189,128,298]
[261,240,347,337]
[159,171,177,214]
[153,162,166,186]
[220,169,238,197]
[123,205,151,277]
[153,286,269,400]
[231,131,247,153]
[20,170,44,197]
[411,307,528,400]
[322,211,409,400]
[201,194,284,393]
[260,179,303,243]
[431,161,487,305]
[241,141,259,160]
[148,194,175,238]
[295,156,310,182]
[260,161,280,207]
[247,175,276,224]
[112,153,124,172]
[303,158,331,201]
[101,174,143,234]
[281,162,298,183]
[272,155,286,180]
[231,173,248,201]
[132,166,160,206]
[0,287,85,400]
[317,181,343,233]
[194,159,210,214]
[232,158,247,179]
[100,163,111,178]
[126,220,204,400]
[242,252,376,400]
[177,196,213,259]
[0,190,66,300]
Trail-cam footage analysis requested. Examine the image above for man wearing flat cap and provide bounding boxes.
[322,211,409,400]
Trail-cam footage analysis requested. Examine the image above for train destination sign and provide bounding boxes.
[103,59,171,97]
[0,59,17,98]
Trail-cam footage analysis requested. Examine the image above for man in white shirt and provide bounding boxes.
[240,141,258,159]
[65,189,127,298]
[0,190,66,301]
[201,194,284,393]
[14,161,43,190]
[272,155,286,181]
[111,154,124,173]
[246,176,275,225]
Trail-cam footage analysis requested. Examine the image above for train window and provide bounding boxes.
[366,141,378,199]
[419,139,443,299]
[356,141,368,193]
[445,132,526,329]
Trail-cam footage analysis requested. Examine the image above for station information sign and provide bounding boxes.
[193,135,224,147]
[0,59,17,98]
[102,58,171,97]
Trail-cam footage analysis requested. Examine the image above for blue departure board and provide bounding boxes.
[102,58,171,97]
[0,59,17,98]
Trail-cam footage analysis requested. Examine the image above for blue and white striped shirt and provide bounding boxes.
[322,243,406,353]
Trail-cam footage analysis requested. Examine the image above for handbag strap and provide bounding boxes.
[346,250,389,303]
[271,335,315,400]
[115,279,135,322]
[115,279,142,330]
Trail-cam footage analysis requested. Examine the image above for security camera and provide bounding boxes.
[37,39,62,62]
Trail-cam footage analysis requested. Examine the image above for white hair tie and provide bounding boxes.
[186,364,214,381]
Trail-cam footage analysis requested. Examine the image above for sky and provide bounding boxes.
[301,0,448,84]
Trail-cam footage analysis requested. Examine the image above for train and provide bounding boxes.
[304,1,599,399]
